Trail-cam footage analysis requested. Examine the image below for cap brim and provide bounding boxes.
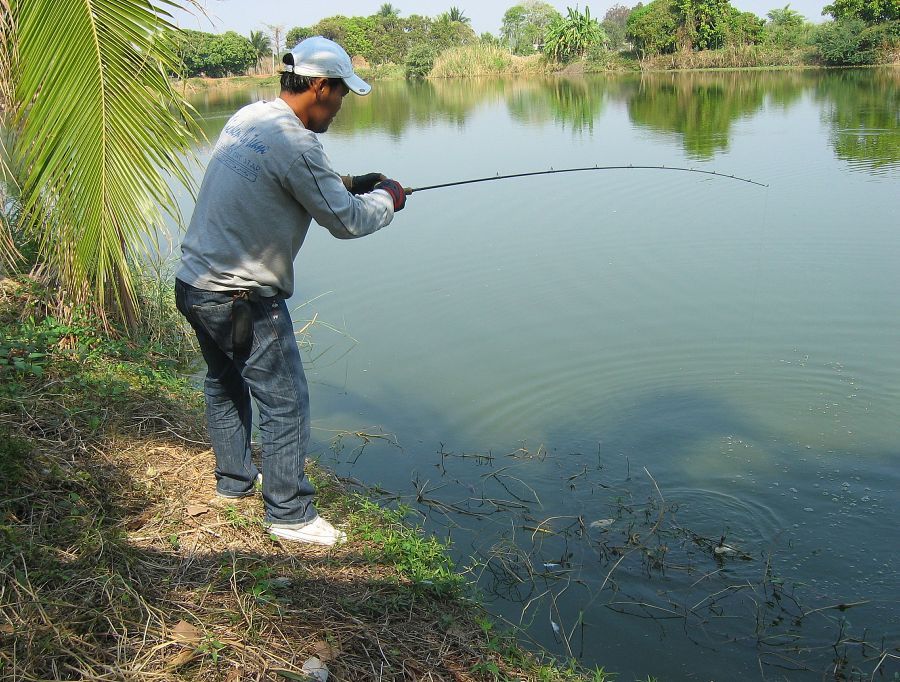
[343,72,371,96]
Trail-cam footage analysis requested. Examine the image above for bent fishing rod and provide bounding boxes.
[406,165,768,194]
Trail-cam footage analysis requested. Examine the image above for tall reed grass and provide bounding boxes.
[639,45,817,70]
[430,44,551,78]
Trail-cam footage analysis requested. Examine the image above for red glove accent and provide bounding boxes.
[374,179,406,212]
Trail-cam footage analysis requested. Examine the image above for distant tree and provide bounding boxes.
[265,24,285,61]
[213,31,258,75]
[173,30,257,77]
[726,8,765,44]
[447,7,471,24]
[286,10,476,66]
[249,30,272,69]
[377,3,401,17]
[626,0,679,55]
[674,0,738,50]
[543,6,607,61]
[767,3,805,26]
[375,3,403,33]
[501,1,562,54]
[602,3,635,49]
[285,26,314,49]
[430,13,478,49]
[501,5,529,50]
[822,0,898,23]
[763,4,809,46]
[311,15,376,58]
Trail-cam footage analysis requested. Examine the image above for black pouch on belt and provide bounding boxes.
[232,293,253,355]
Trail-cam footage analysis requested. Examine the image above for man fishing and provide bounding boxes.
[175,36,408,546]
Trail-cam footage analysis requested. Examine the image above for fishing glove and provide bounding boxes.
[349,172,385,195]
[374,179,407,212]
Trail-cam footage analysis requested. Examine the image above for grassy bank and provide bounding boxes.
[0,276,626,681]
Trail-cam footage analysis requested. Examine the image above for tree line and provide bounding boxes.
[170,0,898,80]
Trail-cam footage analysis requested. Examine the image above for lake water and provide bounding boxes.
[178,69,899,681]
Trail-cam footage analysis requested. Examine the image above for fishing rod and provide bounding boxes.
[407,165,768,193]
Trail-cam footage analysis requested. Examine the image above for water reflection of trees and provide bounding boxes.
[629,72,762,158]
[815,68,900,171]
[187,72,898,174]
[506,78,607,133]
[332,79,510,137]
[338,77,615,136]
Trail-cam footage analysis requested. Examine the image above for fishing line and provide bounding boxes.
[408,165,769,193]
[745,178,773,363]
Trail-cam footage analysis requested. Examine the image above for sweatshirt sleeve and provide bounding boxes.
[283,143,395,239]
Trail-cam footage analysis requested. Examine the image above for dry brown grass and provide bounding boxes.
[430,45,550,78]
[638,45,817,70]
[0,408,544,681]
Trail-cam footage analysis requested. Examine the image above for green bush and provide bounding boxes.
[404,44,437,78]
[814,17,877,63]
[862,19,900,57]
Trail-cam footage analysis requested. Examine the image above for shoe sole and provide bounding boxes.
[268,528,347,546]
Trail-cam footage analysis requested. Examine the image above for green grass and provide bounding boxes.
[347,497,463,595]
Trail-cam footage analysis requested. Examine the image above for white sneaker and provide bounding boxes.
[268,516,347,546]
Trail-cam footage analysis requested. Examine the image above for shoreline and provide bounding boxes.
[175,61,897,92]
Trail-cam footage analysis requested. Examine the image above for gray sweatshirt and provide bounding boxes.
[177,97,394,298]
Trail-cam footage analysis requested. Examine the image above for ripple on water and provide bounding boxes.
[663,486,786,550]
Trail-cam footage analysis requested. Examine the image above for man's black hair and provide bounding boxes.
[280,72,344,94]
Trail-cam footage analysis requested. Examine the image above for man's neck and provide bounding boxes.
[278,92,313,129]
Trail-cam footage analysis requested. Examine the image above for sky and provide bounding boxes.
[170,0,830,42]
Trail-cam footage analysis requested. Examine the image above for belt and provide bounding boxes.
[226,286,279,301]
[177,278,278,300]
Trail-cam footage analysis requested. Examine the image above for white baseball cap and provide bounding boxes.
[282,36,372,96]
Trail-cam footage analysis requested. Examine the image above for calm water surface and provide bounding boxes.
[179,70,899,681]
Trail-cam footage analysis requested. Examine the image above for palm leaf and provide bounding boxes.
[8,0,200,324]
[0,0,21,271]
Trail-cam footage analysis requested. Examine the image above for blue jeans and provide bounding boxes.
[174,279,317,527]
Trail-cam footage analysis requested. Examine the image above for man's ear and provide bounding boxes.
[311,77,328,100]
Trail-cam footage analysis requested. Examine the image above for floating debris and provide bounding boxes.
[589,518,615,529]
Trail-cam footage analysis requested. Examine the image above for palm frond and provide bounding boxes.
[0,0,22,272]
[9,0,200,323]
